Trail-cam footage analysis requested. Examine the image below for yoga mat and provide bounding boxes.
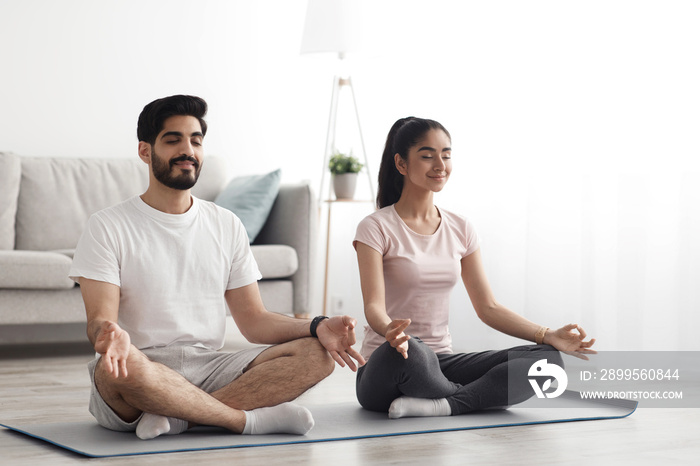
[1,391,636,458]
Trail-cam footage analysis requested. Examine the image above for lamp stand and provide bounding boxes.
[319,75,374,316]
[318,75,374,204]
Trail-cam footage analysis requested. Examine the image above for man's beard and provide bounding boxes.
[151,151,202,190]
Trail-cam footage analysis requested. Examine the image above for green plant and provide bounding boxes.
[328,152,363,175]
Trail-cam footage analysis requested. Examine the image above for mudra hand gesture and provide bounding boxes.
[548,323,597,360]
[317,315,367,371]
[385,319,412,359]
[94,321,131,378]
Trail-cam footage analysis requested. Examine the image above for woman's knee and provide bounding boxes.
[355,364,400,412]
[369,338,434,368]
[372,340,397,358]
[405,337,441,366]
[528,345,564,368]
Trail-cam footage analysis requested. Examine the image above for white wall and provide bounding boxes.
[0,0,325,180]
[2,1,699,351]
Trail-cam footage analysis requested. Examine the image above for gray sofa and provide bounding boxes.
[0,152,317,345]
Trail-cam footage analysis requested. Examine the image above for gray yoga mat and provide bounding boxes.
[1,391,636,458]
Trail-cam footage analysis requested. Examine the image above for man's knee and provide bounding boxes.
[264,337,335,376]
[299,337,335,377]
[93,346,154,424]
[95,346,151,392]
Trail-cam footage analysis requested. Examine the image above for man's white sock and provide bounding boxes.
[388,397,452,419]
[135,413,188,440]
[242,402,314,435]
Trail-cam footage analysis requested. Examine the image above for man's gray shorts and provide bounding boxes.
[87,345,268,432]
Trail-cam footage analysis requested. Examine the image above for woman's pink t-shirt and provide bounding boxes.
[353,205,480,360]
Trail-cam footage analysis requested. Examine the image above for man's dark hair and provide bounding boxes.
[137,95,208,145]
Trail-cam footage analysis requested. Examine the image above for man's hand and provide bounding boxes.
[94,321,131,378]
[316,315,366,371]
[385,319,411,359]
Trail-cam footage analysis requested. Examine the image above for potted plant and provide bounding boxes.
[328,152,363,199]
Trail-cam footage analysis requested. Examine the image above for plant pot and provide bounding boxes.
[332,173,358,200]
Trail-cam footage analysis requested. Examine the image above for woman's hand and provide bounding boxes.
[547,323,597,360]
[385,319,411,359]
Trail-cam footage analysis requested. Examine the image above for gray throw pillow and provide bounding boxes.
[214,169,282,243]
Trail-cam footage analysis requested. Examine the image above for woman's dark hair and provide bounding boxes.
[376,117,451,208]
[137,95,208,145]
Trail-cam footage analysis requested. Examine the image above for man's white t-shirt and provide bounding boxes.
[69,195,261,351]
[353,205,480,360]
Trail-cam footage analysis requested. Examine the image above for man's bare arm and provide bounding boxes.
[225,282,310,344]
[226,283,365,370]
[79,278,130,377]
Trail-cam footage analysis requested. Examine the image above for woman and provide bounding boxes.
[353,117,596,418]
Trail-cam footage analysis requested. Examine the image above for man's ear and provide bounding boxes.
[394,153,407,175]
[138,141,152,164]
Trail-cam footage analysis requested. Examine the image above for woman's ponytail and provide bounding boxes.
[376,117,414,208]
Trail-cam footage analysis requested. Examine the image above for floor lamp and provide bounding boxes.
[300,0,373,204]
[301,0,374,315]
[317,75,374,205]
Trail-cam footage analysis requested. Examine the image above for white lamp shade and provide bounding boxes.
[300,0,360,56]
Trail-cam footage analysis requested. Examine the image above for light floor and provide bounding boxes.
[1,342,698,466]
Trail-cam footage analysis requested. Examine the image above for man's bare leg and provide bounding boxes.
[94,346,246,434]
[199,337,335,436]
[94,344,323,439]
[209,337,335,409]
[134,338,335,437]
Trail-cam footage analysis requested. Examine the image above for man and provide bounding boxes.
[69,95,365,440]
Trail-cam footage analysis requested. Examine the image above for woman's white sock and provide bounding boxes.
[388,397,451,419]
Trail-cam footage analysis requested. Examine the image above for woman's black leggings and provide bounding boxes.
[356,338,564,414]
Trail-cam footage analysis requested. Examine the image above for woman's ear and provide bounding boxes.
[138,141,152,164]
[394,153,407,175]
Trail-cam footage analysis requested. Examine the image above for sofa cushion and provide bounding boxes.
[215,169,282,243]
[0,152,21,250]
[254,183,317,315]
[15,157,148,251]
[14,156,228,251]
[51,249,75,259]
[0,288,85,325]
[192,156,229,202]
[250,244,298,279]
[257,280,293,315]
[0,250,75,289]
